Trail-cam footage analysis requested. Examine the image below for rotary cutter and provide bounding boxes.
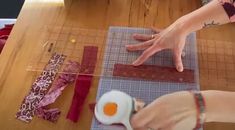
[94,90,145,130]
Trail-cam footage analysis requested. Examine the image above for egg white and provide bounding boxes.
[95,90,133,125]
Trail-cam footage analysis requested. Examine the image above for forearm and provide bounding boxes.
[202,90,235,123]
[174,0,230,34]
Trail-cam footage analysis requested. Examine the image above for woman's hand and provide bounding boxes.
[131,91,197,130]
[126,0,230,72]
[126,20,188,72]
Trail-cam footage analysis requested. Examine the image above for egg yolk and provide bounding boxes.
[103,102,117,116]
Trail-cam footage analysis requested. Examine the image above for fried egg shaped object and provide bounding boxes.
[95,90,133,130]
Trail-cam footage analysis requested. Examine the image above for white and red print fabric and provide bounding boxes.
[36,61,80,122]
[16,53,66,122]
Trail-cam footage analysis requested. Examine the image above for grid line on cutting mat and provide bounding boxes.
[26,25,197,78]
[197,39,235,90]
[91,26,200,130]
[26,26,107,75]
[102,27,197,77]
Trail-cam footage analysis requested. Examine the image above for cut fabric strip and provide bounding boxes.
[16,53,66,123]
[113,63,195,83]
[36,107,61,123]
[36,61,80,122]
[67,46,98,122]
[67,75,93,122]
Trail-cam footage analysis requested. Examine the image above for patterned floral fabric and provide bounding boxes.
[219,0,235,22]
[16,53,66,122]
[36,61,80,122]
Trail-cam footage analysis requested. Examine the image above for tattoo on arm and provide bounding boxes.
[203,20,220,28]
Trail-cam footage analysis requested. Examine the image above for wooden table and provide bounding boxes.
[0,0,235,130]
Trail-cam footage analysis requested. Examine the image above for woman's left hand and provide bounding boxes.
[126,20,188,72]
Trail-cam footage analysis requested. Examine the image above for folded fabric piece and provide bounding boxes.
[67,46,98,122]
[113,63,195,83]
[0,39,6,53]
[16,53,66,123]
[36,107,61,122]
[0,24,14,53]
[0,24,14,36]
[36,61,80,122]
[0,35,9,40]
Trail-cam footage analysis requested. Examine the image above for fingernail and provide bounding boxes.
[132,34,137,37]
[132,61,139,66]
[177,66,183,72]
[181,51,186,58]
[125,45,133,51]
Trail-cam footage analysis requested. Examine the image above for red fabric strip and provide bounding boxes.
[79,46,98,74]
[67,75,93,122]
[67,46,98,122]
[0,39,6,53]
[0,25,13,36]
[113,64,195,83]
[4,24,14,28]
[0,24,13,53]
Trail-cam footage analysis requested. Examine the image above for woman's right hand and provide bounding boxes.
[131,91,198,130]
